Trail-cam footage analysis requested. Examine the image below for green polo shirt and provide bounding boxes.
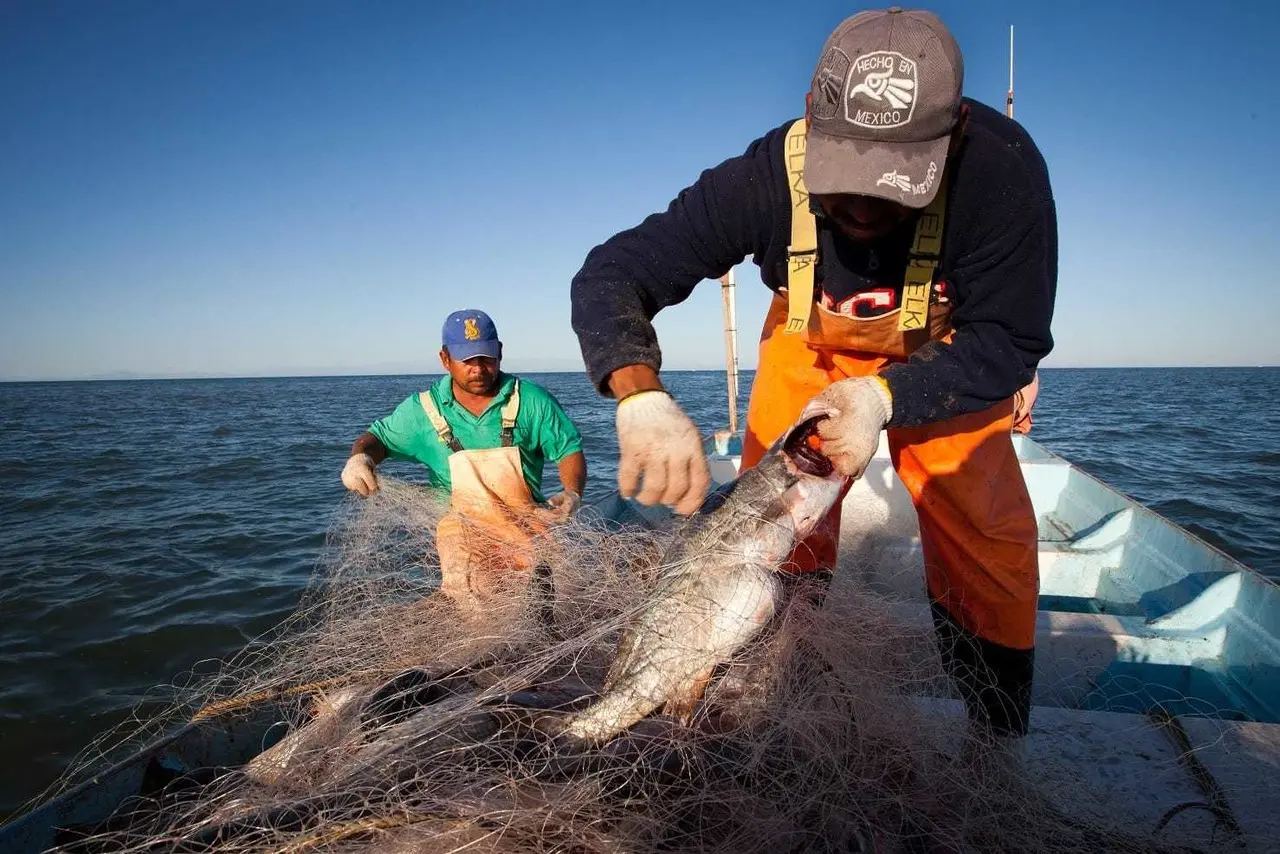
[366,373,582,503]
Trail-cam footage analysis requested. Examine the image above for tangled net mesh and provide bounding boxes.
[21,477,1277,853]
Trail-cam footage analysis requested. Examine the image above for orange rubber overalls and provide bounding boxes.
[419,382,555,608]
[739,120,1040,738]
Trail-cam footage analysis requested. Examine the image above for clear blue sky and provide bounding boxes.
[2,0,1277,381]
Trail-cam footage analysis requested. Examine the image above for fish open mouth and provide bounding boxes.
[781,415,835,478]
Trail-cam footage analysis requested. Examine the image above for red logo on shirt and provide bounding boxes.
[821,288,898,317]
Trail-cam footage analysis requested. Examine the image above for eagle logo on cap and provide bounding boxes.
[850,68,915,110]
[463,318,481,340]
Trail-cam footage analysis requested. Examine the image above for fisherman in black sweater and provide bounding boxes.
[569,8,1057,770]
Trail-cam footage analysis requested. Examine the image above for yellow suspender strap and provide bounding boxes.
[898,174,948,332]
[418,391,462,452]
[783,120,817,334]
[498,380,521,447]
[782,116,950,334]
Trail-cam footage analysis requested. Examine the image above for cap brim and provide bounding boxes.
[446,341,501,361]
[803,130,949,209]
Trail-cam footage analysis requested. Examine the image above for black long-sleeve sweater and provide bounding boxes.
[569,98,1058,427]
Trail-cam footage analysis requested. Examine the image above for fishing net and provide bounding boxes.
[17,476,1277,853]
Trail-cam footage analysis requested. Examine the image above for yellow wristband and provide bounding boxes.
[872,375,893,403]
[617,389,669,408]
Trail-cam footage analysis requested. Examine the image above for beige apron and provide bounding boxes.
[420,382,553,606]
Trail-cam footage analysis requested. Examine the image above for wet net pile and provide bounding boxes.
[26,477,1267,853]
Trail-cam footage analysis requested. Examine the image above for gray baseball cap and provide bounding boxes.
[804,7,964,208]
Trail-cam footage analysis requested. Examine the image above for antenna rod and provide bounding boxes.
[719,269,739,435]
[1006,25,1015,118]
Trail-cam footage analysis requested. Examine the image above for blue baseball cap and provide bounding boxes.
[441,309,501,361]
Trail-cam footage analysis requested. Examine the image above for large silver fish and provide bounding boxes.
[559,414,847,744]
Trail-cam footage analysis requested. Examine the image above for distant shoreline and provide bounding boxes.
[2,365,1278,385]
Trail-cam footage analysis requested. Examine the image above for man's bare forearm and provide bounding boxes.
[350,432,388,465]
[606,365,664,401]
[557,451,587,496]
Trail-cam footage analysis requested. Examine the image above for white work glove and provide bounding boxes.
[340,452,380,497]
[546,490,581,520]
[798,376,893,480]
[616,390,710,516]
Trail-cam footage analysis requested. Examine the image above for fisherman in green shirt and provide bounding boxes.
[340,309,587,606]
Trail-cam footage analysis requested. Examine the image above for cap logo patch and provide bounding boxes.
[810,47,850,120]
[845,51,918,129]
[463,317,481,340]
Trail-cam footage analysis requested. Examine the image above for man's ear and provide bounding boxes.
[439,348,451,371]
[805,92,813,130]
